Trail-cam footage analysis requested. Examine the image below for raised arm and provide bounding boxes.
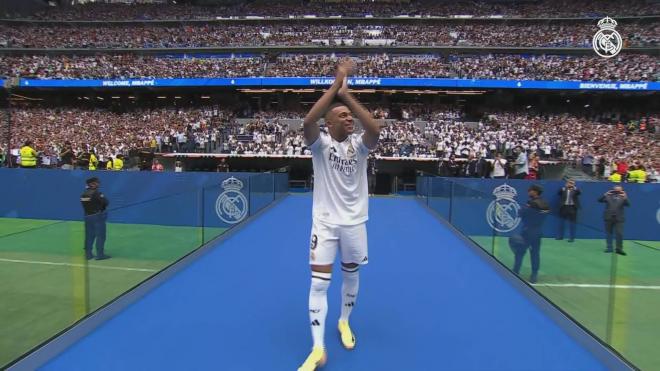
[337,77,380,150]
[302,59,354,145]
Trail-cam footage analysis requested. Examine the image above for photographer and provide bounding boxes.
[491,152,507,179]
[598,185,630,255]
[59,142,75,170]
[512,146,529,179]
[557,180,580,242]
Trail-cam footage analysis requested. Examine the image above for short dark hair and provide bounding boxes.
[86,177,99,185]
[324,101,348,121]
[528,184,543,195]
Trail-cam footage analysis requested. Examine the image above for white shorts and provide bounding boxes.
[309,219,368,266]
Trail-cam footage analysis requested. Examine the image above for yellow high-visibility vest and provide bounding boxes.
[636,170,647,183]
[20,146,37,167]
[608,173,622,183]
[113,158,124,171]
[89,154,98,170]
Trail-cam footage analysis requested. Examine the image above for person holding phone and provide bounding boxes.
[598,185,630,255]
[557,180,580,242]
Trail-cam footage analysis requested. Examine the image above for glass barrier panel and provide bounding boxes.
[0,219,87,368]
[249,173,276,216]
[274,173,289,199]
[427,177,452,220]
[608,240,660,370]
[203,182,240,244]
[87,190,202,313]
[446,182,496,255]
[497,210,613,342]
[1,171,290,368]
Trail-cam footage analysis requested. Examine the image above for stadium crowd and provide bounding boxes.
[1,22,656,49]
[3,106,657,181]
[12,1,659,20]
[1,54,658,82]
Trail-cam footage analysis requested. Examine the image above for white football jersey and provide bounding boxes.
[309,131,370,226]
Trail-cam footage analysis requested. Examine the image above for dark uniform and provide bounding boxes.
[511,185,550,283]
[80,178,110,260]
[367,155,377,194]
[598,190,630,254]
[557,185,581,241]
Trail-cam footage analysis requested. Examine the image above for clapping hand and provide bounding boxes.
[337,77,349,100]
[336,57,356,79]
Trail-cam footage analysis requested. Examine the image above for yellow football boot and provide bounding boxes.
[338,320,356,350]
[297,346,327,371]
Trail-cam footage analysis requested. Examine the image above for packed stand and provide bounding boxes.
[12,1,659,20]
[1,54,658,82]
[0,55,265,79]
[269,54,660,81]
[1,22,656,49]
[3,106,657,181]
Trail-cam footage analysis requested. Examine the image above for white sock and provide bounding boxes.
[309,272,331,349]
[340,266,360,322]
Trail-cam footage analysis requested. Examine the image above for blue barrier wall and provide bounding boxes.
[419,177,660,241]
[0,169,286,228]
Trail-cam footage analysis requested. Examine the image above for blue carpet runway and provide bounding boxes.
[42,195,605,371]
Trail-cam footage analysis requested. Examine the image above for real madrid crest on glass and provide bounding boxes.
[486,184,521,233]
[216,177,249,224]
[593,17,622,58]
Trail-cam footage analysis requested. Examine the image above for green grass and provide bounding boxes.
[470,235,660,371]
[0,218,226,368]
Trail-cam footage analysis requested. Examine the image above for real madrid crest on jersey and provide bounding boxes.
[592,17,622,58]
[347,142,356,159]
[215,177,248,224]
[486,184,521,233]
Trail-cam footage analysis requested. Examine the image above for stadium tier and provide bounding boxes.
[1,54,658,82]
[4,0,659,20]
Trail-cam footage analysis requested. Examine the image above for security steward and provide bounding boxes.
[20,140,38,169]
[80,177,111,260]
[110,154,124,171]
[510,184,550,283]
[89,150,98,171]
